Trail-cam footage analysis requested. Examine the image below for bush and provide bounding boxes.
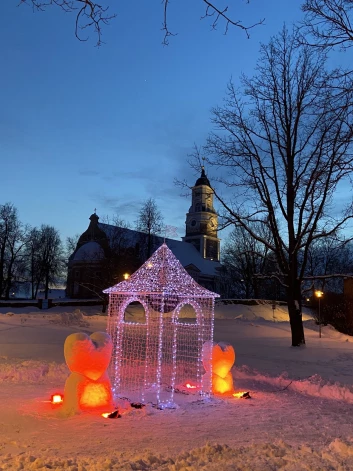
[319,292,353,336]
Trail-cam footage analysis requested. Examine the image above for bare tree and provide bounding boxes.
[196,27,353,346]
[305,238,353,293]
[19,0,264,46]
[0,203,28,299]
[222,222,275,299]
[302,0,353,50]
[36,225,65,299]
[65,233,80,257]
[25,227,45,299]
[136,198,164,259]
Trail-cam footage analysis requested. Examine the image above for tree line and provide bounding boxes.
[0,198,164,300]
[0,203,64,300]
[221,224,353,301]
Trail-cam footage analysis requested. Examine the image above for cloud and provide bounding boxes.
[79,169,100,177]
[88,192,142,223]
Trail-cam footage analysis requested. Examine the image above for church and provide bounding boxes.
[66,168,221,298]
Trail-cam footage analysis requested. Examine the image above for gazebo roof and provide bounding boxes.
[104,243,219,298]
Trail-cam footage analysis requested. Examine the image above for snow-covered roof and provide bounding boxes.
[72,241,105,261]
[164,239,220,277]
[104,243,219,297]
[98,223,220,277]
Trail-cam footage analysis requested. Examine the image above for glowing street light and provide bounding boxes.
[315,290,324,338]
[123,273,130,280]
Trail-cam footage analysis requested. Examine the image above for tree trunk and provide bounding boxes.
[44,273,49,300]
[5,258,14,300]
[147,231,152,258]
[286,279,305,346]
[31,254,35,299]
[0,243,5,298]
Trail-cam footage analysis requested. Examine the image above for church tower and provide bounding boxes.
[183,167,220,261]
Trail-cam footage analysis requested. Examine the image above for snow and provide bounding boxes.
[2,303,353,469]
[98,223,221,276]
[71,241,105,261]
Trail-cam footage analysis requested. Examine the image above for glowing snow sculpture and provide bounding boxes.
[104,243,219,407]
[202,341,236,395]
[61,332,113,415]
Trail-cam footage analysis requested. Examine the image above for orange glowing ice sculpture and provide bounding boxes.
[203,341,236,395]
[61,332,113,415]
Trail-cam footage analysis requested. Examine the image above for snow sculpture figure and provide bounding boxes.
[202,341,236,395]
[104,243,219,408]
[61,332,113,416]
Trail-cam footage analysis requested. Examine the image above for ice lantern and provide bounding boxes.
[104,243,219,408]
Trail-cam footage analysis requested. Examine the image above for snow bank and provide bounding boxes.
[0,359,68,383]
[49,309,90,327]
[2,439,353,470]
[3,355,353,410]
[215,302,313,322]
[235,365,353,404]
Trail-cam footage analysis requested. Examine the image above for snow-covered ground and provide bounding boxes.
[2,303,353,469]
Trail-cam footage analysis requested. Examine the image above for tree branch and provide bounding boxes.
[19,0,116,46]
[20,0,264,46]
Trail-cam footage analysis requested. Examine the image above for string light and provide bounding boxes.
[104,243,219,407]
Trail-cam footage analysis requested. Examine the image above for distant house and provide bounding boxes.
[66,168,221,298]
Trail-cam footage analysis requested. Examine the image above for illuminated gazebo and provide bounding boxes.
[104,243,219,408]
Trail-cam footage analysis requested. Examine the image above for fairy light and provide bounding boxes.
[104,243,219,407]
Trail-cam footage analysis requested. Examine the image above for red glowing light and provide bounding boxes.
[185,383,197,389]
[232,391,250,399]
[51,394,64,404]
[102,410,120,419]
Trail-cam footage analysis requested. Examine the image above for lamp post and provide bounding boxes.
[315,290,323,338]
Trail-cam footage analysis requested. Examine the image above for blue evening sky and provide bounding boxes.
[1,1,311,243]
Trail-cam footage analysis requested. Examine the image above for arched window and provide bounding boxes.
[175,303,198,324]
[123,301,146,324]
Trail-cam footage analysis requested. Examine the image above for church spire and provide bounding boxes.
[195,166,211,187]
[183,166,220,261]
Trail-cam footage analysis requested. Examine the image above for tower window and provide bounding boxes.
[191,220,196,227]
[206,240,219,260]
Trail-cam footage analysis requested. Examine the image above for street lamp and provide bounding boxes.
[315,290,324,338]
[123,273,130,280]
